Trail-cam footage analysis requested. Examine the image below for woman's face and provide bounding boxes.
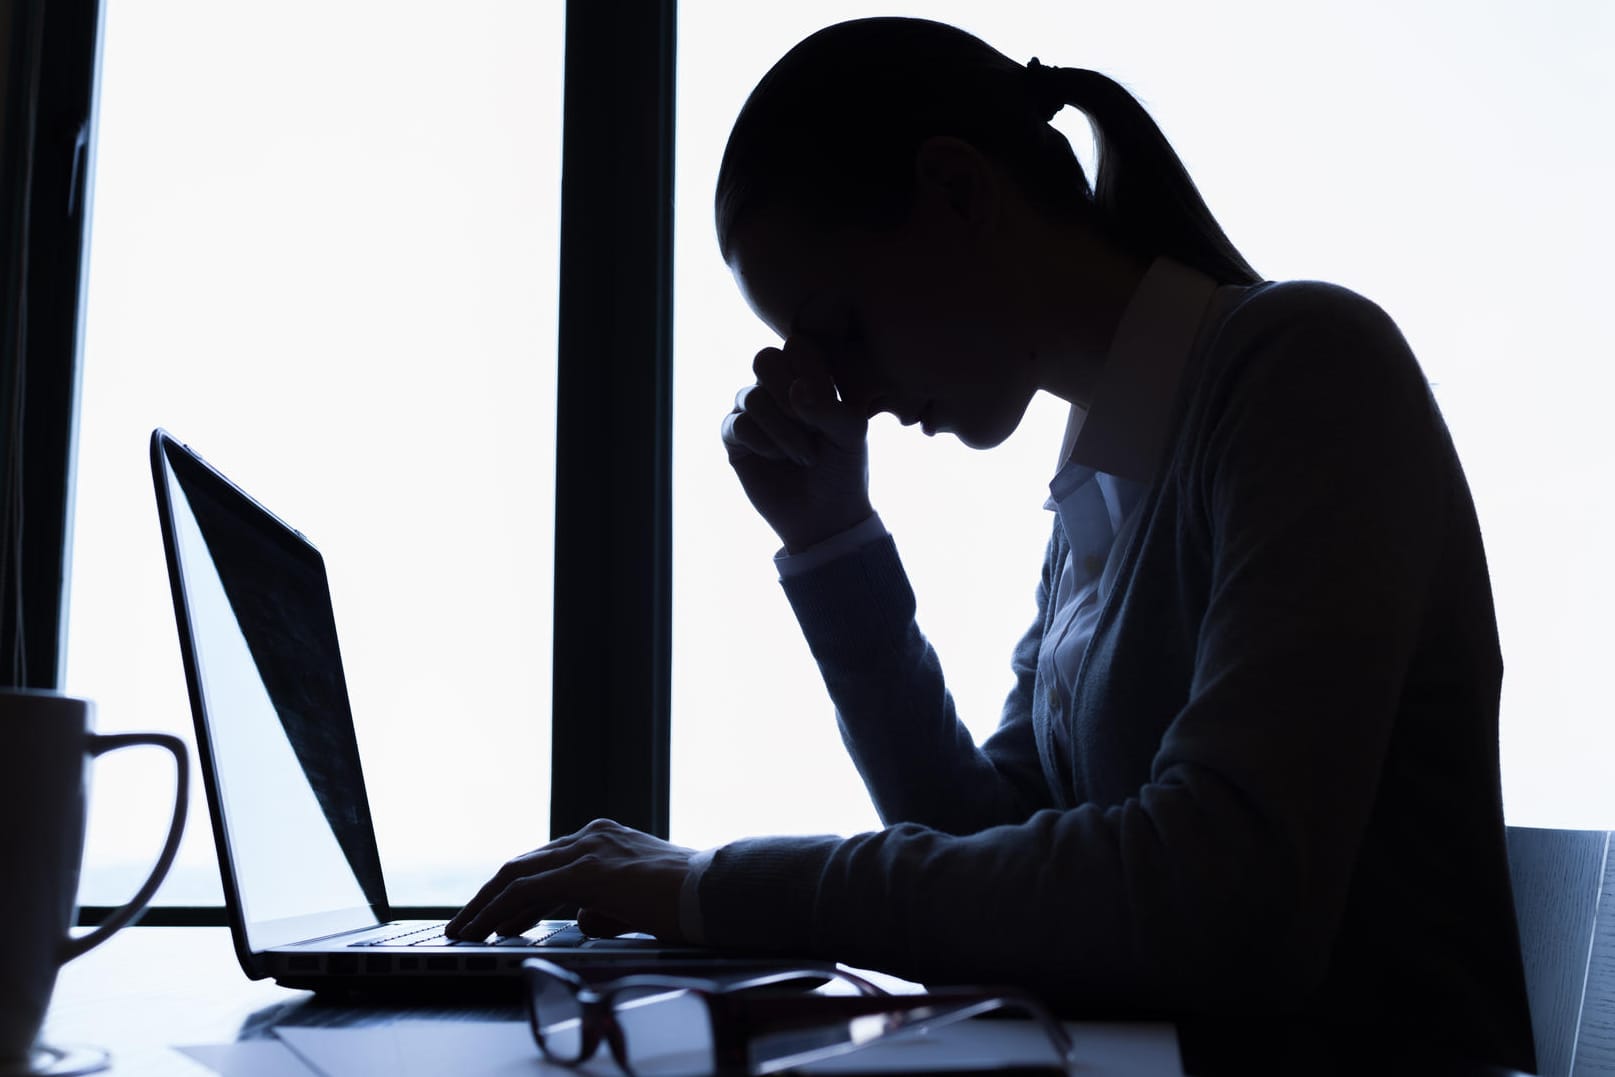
[726,164,1042,449]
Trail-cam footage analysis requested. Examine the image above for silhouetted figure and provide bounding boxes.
[452,19,1534,1074]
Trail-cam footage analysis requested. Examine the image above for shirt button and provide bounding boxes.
[1046,684,1060,709]
[1083,554,1104,576]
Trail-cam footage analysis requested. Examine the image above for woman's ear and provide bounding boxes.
[912,136,1000,236]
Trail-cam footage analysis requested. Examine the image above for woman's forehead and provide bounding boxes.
[727,213,862,341]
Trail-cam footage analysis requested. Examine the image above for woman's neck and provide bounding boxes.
[1025,221,1151,409]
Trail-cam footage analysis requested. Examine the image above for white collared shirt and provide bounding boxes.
[1037,256,1225,762]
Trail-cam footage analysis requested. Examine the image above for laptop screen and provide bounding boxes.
[155,435,387,946]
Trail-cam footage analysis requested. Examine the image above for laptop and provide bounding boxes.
[149,429,772,990]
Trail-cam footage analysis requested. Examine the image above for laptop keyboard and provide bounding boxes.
[349,922,585,948]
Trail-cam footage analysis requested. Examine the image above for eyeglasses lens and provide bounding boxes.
[530,971,586,1062]
[613,985,716,1077]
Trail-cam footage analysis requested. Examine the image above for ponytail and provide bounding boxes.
[717,18,1261,288]
[1028,59,1261,286]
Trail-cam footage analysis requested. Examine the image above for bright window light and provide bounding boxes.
[68,0,562,906]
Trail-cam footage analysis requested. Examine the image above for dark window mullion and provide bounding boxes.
[1,0,102,692]
[550,0,676,839]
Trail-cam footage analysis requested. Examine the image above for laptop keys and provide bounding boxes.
[494,924,585,947]
[348,921,586,948]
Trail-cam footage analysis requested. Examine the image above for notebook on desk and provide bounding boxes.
[149,429,768,991]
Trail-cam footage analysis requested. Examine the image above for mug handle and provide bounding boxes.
[58,732,189,964]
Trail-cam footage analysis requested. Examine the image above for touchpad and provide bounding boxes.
[579,935,663,949]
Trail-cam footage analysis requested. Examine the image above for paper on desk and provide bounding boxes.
[1065,1022,1181,1076]
[792,1020,1180,1076]
[272,1025,411,1076]
[228,1018,1177,1077]
[174,1040,324,1076]
[392,1022,549,1076]
[276,1022,558,1076]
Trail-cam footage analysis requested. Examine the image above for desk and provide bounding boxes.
[38,928,1183,1075]
[41,927,527,1075]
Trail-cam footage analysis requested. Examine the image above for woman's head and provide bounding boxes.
[716,18,1090,259]
[716,17,1258,280]
[717,17,1259,447]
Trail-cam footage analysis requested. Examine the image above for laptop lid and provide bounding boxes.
[151,430,388,975]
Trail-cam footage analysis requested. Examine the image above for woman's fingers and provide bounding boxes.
[781,336,868,450]
[724,383,815,465]
[446,857,534,937]
[449,821,695,943]
[475,870,569,940]
[789,375,867,451]
[723,342,866,464]
[453,854,601,941]
[489,865,596,937]
[446,831,589,937]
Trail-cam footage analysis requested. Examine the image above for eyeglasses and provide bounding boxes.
[521,957,1077,1076]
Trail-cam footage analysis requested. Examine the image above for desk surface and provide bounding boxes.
[42,927,527,1075]
[40,928,1183,1076]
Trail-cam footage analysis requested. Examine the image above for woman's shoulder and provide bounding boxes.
[1218,277,1409,354]
[1186,275,1431,432]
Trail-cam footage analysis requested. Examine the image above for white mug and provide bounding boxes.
[0,690,187,1066]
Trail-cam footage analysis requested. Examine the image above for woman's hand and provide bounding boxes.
[445,819,696,943]
[721,336,873,553]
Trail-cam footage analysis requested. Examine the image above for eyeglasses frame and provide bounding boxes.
[520,957,1077,1076]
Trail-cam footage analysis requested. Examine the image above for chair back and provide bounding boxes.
[1506,826,1615,1075]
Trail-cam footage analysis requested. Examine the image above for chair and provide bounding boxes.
[1506,826,1615,1075]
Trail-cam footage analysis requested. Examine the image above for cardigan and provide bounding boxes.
[698,277,1536,1074]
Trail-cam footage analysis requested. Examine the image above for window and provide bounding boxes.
[670,2,1615,847]
[68,1,563,906]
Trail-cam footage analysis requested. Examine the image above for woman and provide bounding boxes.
[451,18,1533,1073]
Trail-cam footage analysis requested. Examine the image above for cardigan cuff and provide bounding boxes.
[698,835,844,953]
[779,535,918,667]
[775,513,889,578]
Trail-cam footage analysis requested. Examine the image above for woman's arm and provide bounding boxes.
[699,284,1457,1011]
[723,333,1059,833]
[781,524,1061,833]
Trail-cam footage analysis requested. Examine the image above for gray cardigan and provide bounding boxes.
[700,279,1535,1074]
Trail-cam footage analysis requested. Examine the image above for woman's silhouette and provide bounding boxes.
[452,18,1534,1074]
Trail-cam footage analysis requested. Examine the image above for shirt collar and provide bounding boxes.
[1053,255,1222,484]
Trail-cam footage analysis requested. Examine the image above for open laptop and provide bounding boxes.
[149,429,767,991]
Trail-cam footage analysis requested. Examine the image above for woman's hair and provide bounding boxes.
[715,17,1260,286]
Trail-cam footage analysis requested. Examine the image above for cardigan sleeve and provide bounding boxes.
[777,527,1059,835]
[700,283,1454,1014]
